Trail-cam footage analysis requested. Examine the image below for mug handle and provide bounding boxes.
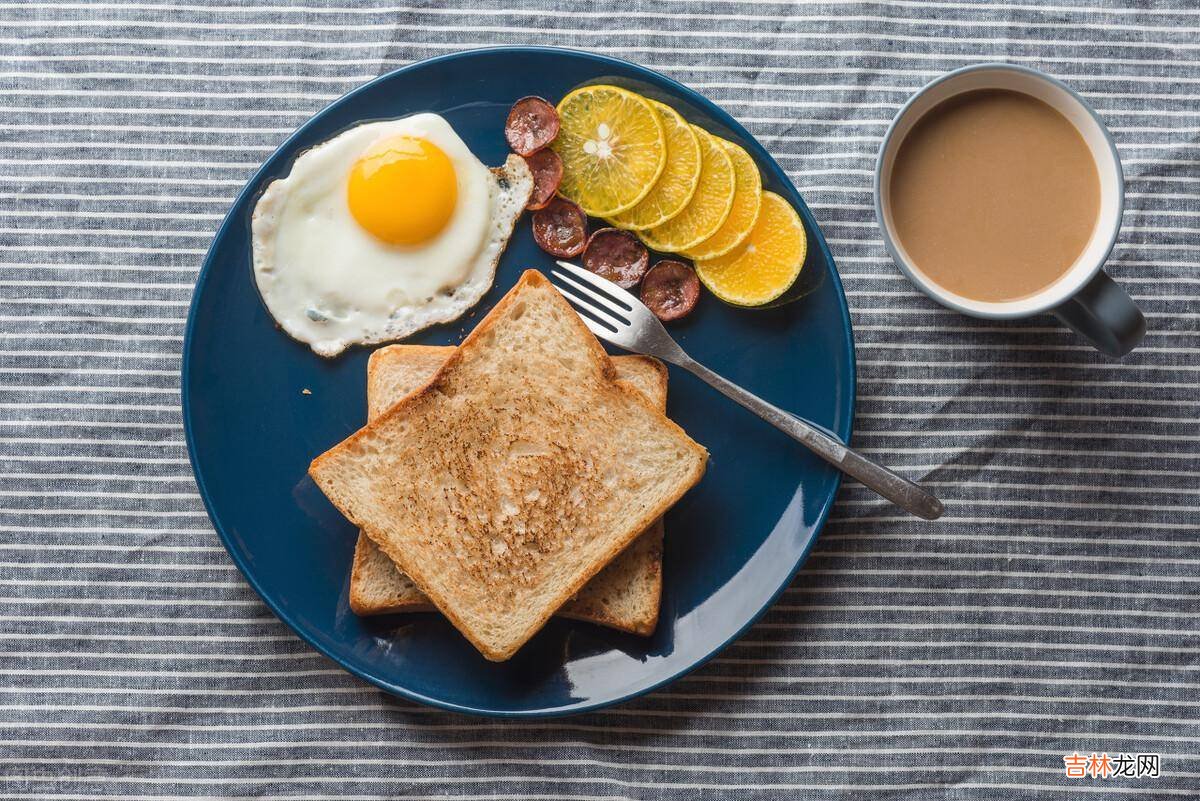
[1052,270,1146,357]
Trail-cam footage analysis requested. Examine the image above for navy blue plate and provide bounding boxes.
[183,46,855,717]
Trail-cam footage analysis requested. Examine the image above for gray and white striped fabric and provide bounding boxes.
[2,0,1198,797]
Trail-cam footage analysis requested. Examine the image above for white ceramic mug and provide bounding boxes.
[874,63,1145,357]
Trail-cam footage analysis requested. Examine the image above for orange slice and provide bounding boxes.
[681,138,762,260]
[638,126,735,254]
[551,85,666,217]
[608,100,701,230]
[694,192,807,306]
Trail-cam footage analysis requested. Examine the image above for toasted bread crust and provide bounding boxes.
[310,271,706,660]
[555,520,663,636]
[347,535,432,615]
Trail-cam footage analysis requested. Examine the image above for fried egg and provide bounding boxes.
[252,113,532,357]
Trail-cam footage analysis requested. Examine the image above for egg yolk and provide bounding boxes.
[347,135,457,245]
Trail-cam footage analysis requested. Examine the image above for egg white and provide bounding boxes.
[252,113,531,357]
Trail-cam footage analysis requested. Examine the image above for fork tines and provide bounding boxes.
[549,262,636,342]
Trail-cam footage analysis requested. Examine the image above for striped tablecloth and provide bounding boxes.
[3,1,1198,797]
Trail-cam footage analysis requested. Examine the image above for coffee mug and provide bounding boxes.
[874,63,1145,357]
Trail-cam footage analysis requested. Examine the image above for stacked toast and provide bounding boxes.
[310,270,707,661]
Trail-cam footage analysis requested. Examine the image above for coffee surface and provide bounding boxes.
[889,89,1099,302]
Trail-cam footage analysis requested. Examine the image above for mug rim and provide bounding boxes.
[873,62,1126,320]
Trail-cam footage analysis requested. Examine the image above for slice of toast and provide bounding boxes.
[349,344,667,635]
[310,270,707,661]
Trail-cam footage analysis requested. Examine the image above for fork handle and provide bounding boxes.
[677,356,944,521]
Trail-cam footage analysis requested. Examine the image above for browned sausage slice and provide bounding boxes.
[640,260,700,321]
[582,228,650,289]
[523,148,563,211]
[532,197,587,258]
[505,96,560,157]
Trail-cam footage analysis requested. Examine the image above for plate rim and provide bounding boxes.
[182,44,858,718]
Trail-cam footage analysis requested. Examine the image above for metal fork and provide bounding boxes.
[551,261,944,521]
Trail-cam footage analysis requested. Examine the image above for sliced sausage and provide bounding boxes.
[532,197,587,258]
[641,260,700,322]
[523,148,564,211]
[505,96,560,157]
[582,228,650,289]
